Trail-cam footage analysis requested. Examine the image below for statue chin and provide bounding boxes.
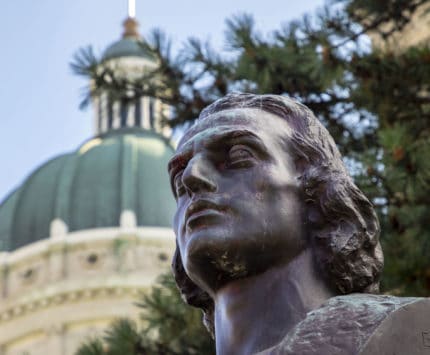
[182,244,253,295]
[183,234,298,295]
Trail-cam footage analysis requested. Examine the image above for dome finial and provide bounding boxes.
[122,17,140,38]
[122,0,139,38]
[128,0,136,18]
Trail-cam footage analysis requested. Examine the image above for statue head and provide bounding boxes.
[168,93,383,335]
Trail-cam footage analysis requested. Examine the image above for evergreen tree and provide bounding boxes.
[350,44,430,295]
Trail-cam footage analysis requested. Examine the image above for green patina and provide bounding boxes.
[0,128,175,252]
[102,38,155,62]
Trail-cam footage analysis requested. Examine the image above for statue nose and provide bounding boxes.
[182,155,217,195]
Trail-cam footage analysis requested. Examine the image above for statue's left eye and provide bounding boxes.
[227,145,254,166]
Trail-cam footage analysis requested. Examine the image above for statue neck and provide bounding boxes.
[213,248,336,355]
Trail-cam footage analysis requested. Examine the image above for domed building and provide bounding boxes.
[0,16,176,355]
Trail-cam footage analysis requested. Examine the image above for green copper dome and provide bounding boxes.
[0,129,175,252]
[102,37,154,61]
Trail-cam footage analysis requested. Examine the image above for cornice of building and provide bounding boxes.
[0,283,149,325]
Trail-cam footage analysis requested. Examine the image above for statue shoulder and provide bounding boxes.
[260,294,428,355]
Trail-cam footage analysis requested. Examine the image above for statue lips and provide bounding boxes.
[185,199,226,232]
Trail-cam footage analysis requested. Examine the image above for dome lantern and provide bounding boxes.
[91,3,172,138]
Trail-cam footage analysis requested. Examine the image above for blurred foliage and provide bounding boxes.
[75,273,215,355]
[74,0,430,352]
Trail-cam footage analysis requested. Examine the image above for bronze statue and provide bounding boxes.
[168,93,430,355]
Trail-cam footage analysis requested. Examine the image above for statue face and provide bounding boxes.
[169,108,307,293]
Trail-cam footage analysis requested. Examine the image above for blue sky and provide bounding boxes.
[0,0,324,201]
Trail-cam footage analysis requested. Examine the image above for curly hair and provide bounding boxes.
[171,92,384,336]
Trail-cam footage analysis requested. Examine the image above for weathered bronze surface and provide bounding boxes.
[168,93,429,355]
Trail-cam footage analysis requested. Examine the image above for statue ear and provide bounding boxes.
[306,177,382,294]
[294,156,309,175]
